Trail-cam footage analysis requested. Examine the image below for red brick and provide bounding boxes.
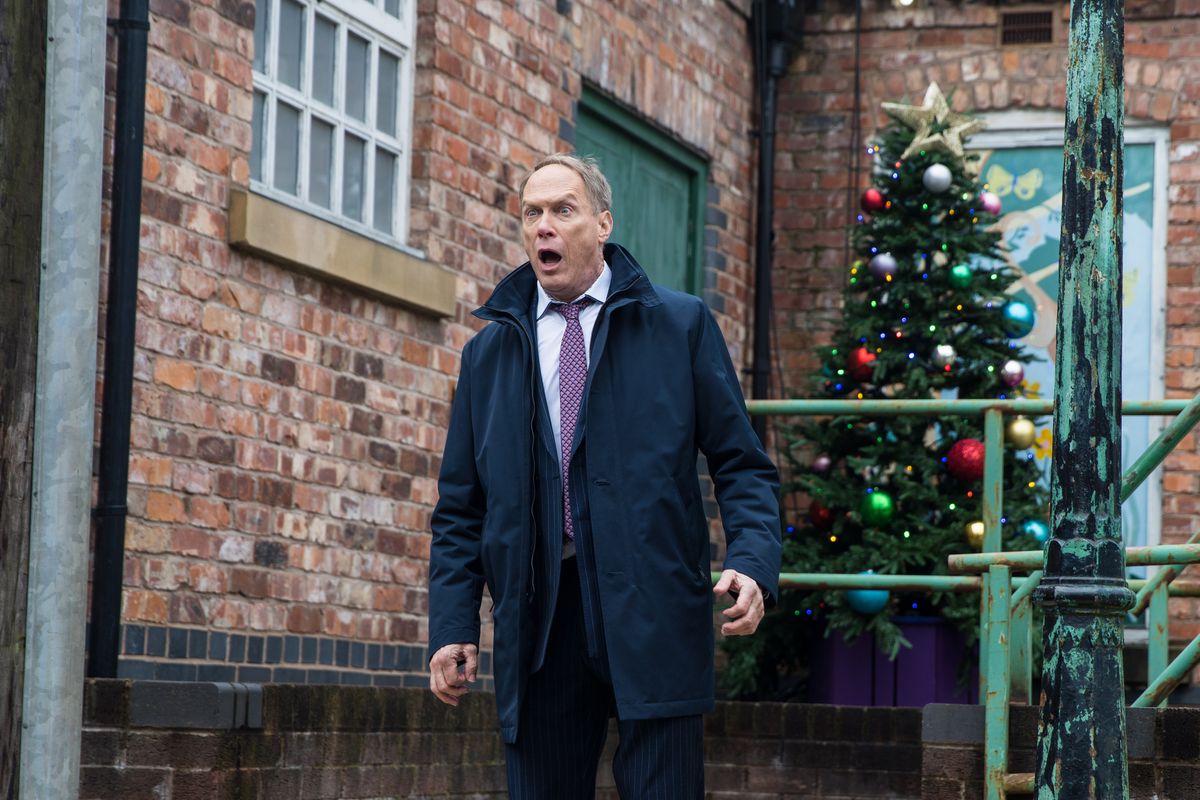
[287,605,322,633]
[123,590,169,623]
[189,496,232,528]
[145,491,186,522]
[130,455,174,486]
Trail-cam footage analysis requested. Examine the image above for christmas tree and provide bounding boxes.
[723,84,1051,699]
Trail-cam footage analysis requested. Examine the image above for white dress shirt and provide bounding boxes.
[535,263,612,466]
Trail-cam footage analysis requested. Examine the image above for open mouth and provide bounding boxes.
[538,248,563,267]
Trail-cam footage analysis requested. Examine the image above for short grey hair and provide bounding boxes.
[518,153,613,214]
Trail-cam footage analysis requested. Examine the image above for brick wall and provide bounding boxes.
[79,680,923,799]
[773,0,1200,630]
[79,680,506,799]
[81,681,1200,800]
[689,703,922,799]
[105,0,761,683]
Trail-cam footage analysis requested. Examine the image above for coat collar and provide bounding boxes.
[474,243,661,324]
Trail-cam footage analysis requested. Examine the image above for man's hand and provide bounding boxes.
[429,642,478,706]
[713,569,765,636]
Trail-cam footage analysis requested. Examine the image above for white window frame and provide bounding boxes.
[251,0,418,252]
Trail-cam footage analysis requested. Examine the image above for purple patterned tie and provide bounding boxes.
[554,298,592,540]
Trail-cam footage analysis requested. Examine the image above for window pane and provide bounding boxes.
[251,91,267,182]
[312,15,336,106]
[373,148,395,235]
[309,118,335,209]
[274,101,301,195]
[345,33,369,121]
[278,0,305,90]
[342,133,366,221]
[252,0,270,73]
[376,52,399,138]
[384,0,400,18]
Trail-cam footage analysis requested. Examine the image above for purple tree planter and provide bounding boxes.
[807,616,978,706]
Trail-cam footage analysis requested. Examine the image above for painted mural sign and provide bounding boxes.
[973,140,1163,560]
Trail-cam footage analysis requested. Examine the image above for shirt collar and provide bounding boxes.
[535,262,612,319]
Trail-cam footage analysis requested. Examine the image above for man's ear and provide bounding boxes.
[598,210,613,243]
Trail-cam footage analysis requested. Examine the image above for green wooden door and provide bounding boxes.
[575,90,707,295]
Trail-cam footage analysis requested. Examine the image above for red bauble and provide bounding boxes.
[847,347,877,382]
[809,501,837,530]
[947,438,986,482]
[860,188,886,213]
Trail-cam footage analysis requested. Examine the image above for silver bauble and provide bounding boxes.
[999,359,1024,388]
[933,344,957,368]
[922,163,953,194]
[868,252,898,280]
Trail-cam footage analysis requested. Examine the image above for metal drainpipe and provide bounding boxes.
[750,30,788,443]
[87,0,149,679]
[19,0,106,795]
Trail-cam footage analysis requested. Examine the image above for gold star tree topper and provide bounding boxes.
[881,82,986,160]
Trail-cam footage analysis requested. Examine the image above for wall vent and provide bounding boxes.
[1001,11,1053,45]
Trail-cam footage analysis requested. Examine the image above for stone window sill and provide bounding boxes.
[229,189,456,318]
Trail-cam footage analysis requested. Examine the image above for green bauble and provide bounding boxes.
[860,490,895,526]
[948,264,973,289]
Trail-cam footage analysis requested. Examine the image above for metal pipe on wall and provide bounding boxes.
[19,0,107,795]
[88,0,150,679]
[749,0,802,443]
[750,32,783,443]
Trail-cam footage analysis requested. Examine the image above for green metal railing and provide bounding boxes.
[746,393,1200,799]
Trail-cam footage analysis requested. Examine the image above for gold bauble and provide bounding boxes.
[1007,417,1037,449]
[965,521,986,550]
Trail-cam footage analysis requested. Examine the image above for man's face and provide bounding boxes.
[520,164,613,302]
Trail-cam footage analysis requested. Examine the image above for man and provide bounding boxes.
[427,154,780,798]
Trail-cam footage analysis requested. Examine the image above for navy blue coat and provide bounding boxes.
[427,244,781,743]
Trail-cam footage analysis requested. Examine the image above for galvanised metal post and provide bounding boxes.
[1032,0,1134,794]
[19,0,106,793]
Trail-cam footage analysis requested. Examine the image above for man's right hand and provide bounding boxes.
[429,642,478,706]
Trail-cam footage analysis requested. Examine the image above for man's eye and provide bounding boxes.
[525,209,539,219]
[558,206,572,216]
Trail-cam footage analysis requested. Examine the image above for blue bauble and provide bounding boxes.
[846,571,890,615]
[1022,519,1051,544]
[1002,300,1036,338]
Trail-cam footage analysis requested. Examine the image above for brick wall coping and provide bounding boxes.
[118,681,265,730]
[86,678,928,742]
[923,702,1162,759]
[84,679,499,734]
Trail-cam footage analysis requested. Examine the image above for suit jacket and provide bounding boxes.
[427,243,781,743]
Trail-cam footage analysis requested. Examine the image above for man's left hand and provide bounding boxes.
[713,569,765,636]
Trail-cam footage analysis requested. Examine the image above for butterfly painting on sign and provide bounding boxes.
[969,134,1167,572]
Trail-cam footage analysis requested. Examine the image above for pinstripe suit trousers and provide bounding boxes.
[504,560,705,799]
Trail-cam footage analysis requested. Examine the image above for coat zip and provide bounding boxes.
[526,335,538,600]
